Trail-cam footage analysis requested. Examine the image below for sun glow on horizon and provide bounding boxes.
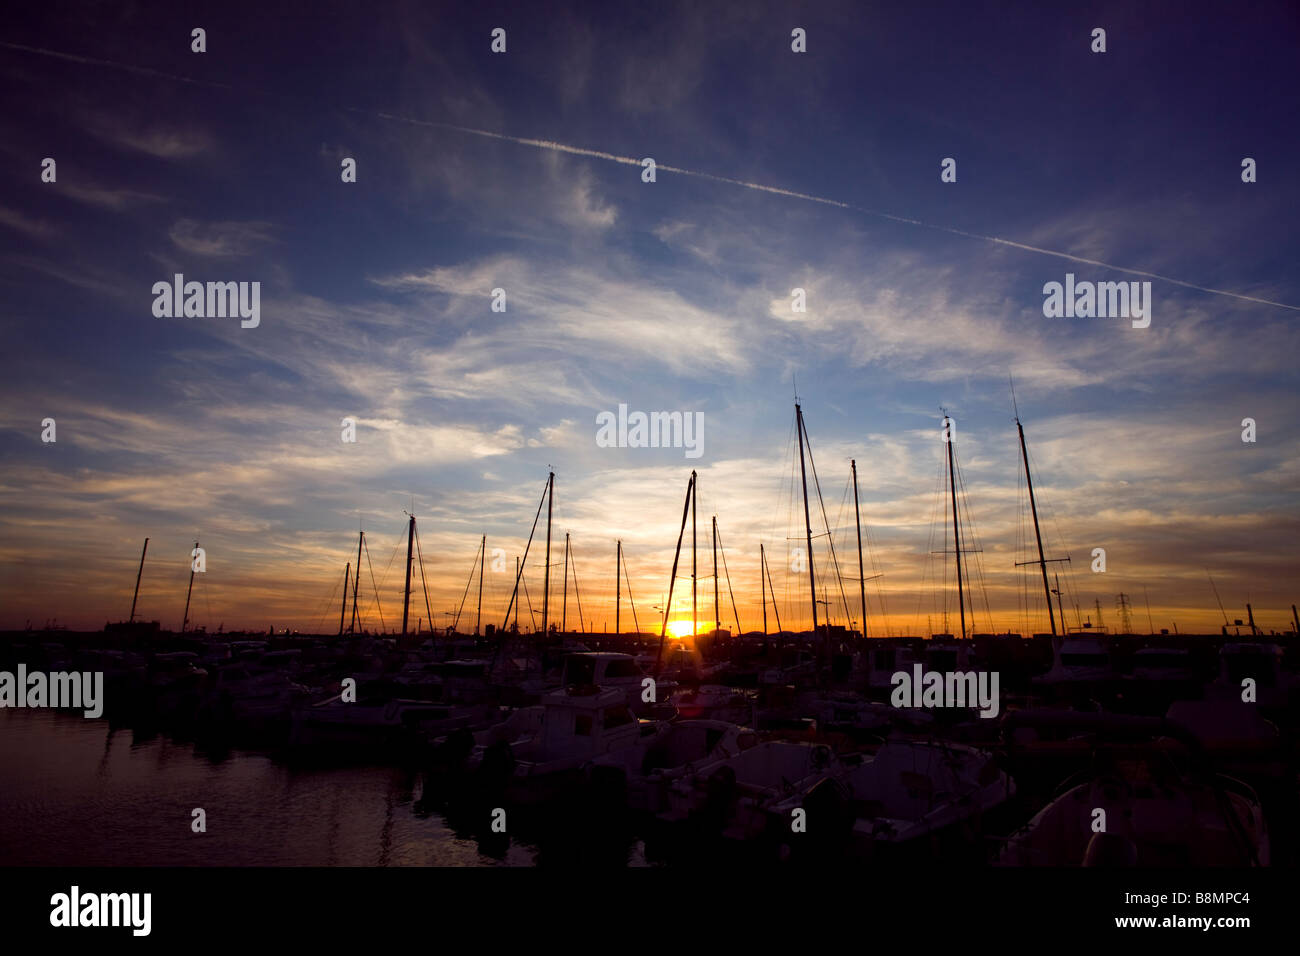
[665,620,696,639]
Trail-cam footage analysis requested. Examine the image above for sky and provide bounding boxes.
[1,0,1297,637]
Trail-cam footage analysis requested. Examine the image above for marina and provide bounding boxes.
[3,400,1297,866]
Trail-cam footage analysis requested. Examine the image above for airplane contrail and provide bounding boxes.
[4,39,1296,312]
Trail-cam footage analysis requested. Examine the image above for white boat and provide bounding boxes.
[659,739,849,834]
[768,739,1014,852]
[866,642,923,698]
[1032,634,1121,702]
[1208,642,1295,709]
[587,719,756,812]
[924,640,976,674]
[661,736,1012,856]
[996,768,1268,866]
[995,710,1270,866]
[557,652,677,715]
[470,686,654,804]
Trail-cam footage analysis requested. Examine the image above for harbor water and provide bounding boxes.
[0,709,645,866]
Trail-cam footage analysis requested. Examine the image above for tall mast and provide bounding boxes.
[943,415,967,639]
[542,472,554,638]
[501,476,550,633]
[129,537,149,623]
[692,473,698,637]
[349,529,364,634]
[562,532,570,634]
[182,539,198,633]
[1053,572,1067,634]
[851,460,868,639]
[402,514,415,636]
[763,544,783,634]
[476,536,485,636]
[338,562,350,636]
[712,516,720,634]
[760,543,767,636]
[656,471,695,671]
[795,403,820,653]
[616,540,622,636]
[1018,418,1057,636]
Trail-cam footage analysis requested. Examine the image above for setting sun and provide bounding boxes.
[666,620,695,639]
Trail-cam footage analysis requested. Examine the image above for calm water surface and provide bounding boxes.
[0,710,630,866]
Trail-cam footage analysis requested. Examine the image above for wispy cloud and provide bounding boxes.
[168,219,275,257]
[0,205,57,240]
[59,185,166,211]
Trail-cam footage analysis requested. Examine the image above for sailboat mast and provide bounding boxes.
[656,471,695,671]
[542,472,554,638]
[562,532,570,634]
[851,460,868,639]
[476,536,485,636]
[795,404,820,651]
[615,540,621,636]
[1018,419,1057,636]
[338,562,350,636]
[945,415,966,639]
[350,530,363,634]
[501,476,551,632]
[692,474,698,637]
[1054,572,1067,634]
[763,544,783,634]
[760,543,767,636]
[182,539,198,633]
[712,516,720,634]
[129,537,149,623]
[402,514,415,636]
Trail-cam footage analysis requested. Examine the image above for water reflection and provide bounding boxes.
[0,710,547,866]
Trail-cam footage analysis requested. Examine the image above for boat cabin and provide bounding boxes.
[535,686,643,759]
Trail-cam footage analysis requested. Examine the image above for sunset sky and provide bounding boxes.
[2,1,1297,637]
